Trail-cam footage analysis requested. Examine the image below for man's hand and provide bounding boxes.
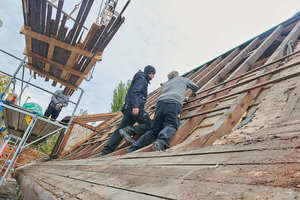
[132,108,139,115]
[57,103,63,107]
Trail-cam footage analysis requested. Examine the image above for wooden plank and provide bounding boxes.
[195,49,239,89]
[60,114,122,157]
[192,57,222,85]
[53,0,63,36]
[181,105,230,120]
[183,38,260,112]
[73,112,119,123]
[71,0,95,45]
[24,49,87,78]
[20,25,94,58]
[73,57,99,86]
[57,124,74,156]
[18,138,300,200]
[65,0,89,44]
[95,112,122,132]
[60,51,77,79]
[172,25,282,148]
[170,39,260,147]
[184,24,298,148]
[83,23,98,47]
[44,43,55,72]
[98,17,125,52]
[183,58,300,111]
[25,64,78,90]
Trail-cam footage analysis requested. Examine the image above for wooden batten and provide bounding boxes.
[24,49,87,78]
[25,64,77,90]
[182,25,291,148]
[20,25,94,58]
[44,43,55,72]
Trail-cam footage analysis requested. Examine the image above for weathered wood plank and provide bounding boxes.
[184,24,299,148]
[24,49,87,78]
[20,25,94,58]
[19,139,300,200]
[25,64,77,90]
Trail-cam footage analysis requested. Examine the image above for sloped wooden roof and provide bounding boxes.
[15,13,300,199]
[55,13,300,160]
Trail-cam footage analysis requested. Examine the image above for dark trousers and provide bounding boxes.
[128,100,181,152]
[44,103,61,120]
[101,108,151,155]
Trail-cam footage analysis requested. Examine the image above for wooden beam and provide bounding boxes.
[73,112,120,123]
[44,43,55,72]
[193,57,222,85]
[181,105,230,120]
[183,38,260,113]
[170,39,260,146]
[189,49,300,105]
[195,49,239,88]
[74,56,100,86]
[24,28,33,66]
[20,25,94,58]
[183,23,300,148]
[24,49,88,78]
[60,44,82,80]
[61,113,122,157]
[25,64,77,90]
[46,0,88,30]
[183,58,300,111]
[172,25,282,147]
[95,113,122,132]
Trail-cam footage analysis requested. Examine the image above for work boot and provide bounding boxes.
[152,141,165,152]
[119,128,135,143]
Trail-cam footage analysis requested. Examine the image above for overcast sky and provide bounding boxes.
[0,0,299,119]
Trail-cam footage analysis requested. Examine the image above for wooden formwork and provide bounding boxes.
[20,0,125,95]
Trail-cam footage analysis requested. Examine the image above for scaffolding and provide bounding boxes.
[0,50,83,187]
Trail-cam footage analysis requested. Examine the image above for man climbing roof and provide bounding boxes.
[100,65,156,156]
[127,70,199,153]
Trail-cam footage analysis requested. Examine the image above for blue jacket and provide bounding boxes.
[125,70,150,109]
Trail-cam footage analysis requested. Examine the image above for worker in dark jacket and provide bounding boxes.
[100,65,156,156]
[44,90,69,120]
[127,71,199,153]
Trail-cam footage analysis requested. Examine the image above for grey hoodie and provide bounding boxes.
[51,90,69,108]
[158,76,199,105]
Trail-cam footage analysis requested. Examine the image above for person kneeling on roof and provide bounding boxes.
[44,90,69,120]
[100,65,156,156]
[127,70,199,153]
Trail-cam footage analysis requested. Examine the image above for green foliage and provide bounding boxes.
[111,80,131,112]
[39,132,59,155]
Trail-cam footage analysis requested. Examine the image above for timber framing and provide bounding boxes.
[54,13,300,159]
[20,0,127,94]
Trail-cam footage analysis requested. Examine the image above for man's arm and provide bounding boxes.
[131,77,147,114]
[187,79,199,93]
[62,98,69,107]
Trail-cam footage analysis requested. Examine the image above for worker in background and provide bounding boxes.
[127,70,199,153]
[100,65,156,156]
[44,90,69,120]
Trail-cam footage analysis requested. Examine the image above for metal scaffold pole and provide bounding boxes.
[0,115,37,186]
